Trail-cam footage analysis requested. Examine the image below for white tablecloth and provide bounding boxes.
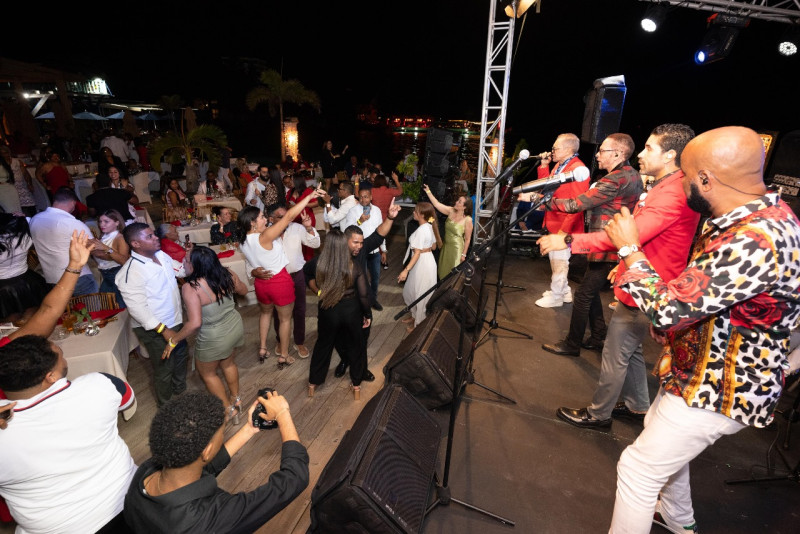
[53,310,138,420]
[211,244,257,306]
[177,221,214,245]
[194,196,243,212]
[73,175,97,204]
[64,162,97,175]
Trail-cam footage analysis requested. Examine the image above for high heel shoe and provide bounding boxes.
[308,384,316,397]
[257,347,269,364]
[351,384,361,401]
[277,355,295,369]
[227,396,242,425]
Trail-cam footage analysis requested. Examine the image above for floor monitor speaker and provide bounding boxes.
[425,269,487,332]
[384,308,471,410]
[308,385,440,534]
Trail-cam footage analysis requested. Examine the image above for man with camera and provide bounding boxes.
[124,389,309,533]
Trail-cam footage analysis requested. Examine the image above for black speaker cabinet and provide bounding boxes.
[384,308,471,410]
[308,385,440,534]
[425,270,487,332]
[581,75,627,145]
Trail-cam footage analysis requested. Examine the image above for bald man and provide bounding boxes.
[603,126,800,533]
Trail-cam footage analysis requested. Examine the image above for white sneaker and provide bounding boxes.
[543,290,572,303]
[536,292,563,308]
[653,500,698,533]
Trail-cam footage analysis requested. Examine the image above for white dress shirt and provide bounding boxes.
[244,179,266,211]
[323,194,358,231]
[29,207,94,283]
[278,222,321,273]
[115,250,185,330]
[100,135,130,162]
[345,203,383,254]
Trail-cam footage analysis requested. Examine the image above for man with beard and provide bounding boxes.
[603,126,800,533]
[304,199,401,379]
[539,124,699,430]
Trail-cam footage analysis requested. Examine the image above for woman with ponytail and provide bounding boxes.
[397,201,442,331]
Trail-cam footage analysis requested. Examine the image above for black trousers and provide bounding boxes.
[309,297,366,386]
[565,262,613,348]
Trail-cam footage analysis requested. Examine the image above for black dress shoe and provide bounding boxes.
[372,301,383,311]
[581,338,604,351]
[611,402,646,422]
[542,341,580,357]
[362,370,375,382]
[334,361,348,378]
[556,407,612,429]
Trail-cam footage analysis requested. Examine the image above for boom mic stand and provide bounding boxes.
[423,260,516,527]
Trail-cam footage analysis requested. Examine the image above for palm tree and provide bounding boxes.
[157,94,184,131]
[148,124,228,194]
[245,69,321,162]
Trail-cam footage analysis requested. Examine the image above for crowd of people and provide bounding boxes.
[2,123,795,534]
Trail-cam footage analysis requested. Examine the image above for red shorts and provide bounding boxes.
[254,268,295,307]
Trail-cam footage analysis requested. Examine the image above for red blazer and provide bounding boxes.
[160,238,186,262]
[571,171,700,306]
[286,188,316,227]
[538,157,590,235]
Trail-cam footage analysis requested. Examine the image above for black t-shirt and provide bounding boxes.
[86,188,134,220]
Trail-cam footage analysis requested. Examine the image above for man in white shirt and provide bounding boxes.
[345,188,384,310]
[29,187,98,296]
[244,168,270,212]
[116,222,191,407]
[0,335,137,534]
[260,205,321,359]
[100,129,130,163]
[322,181,357,231]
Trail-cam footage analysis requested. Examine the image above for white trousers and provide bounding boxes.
[609,388,745,533]
[549,247,571,297]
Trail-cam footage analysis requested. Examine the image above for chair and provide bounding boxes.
[67,292,119,313]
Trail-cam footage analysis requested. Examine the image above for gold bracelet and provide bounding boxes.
[273,407,290,420]
[64,267,81,274]
[156,323,165,333]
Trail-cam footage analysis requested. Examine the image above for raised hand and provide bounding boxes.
[387,197,401,219]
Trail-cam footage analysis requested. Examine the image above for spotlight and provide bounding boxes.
[694,13,749,65]
[779,41,798,56]
[641,5,667,33]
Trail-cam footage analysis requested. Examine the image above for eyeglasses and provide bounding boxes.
[551,146,563,152]
[597,148,617,154]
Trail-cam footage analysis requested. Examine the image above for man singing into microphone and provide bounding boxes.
[539,133,642,357]
[538,124,699,430]
[533,133,590,308]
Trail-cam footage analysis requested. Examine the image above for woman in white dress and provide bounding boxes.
[397,201,442,332]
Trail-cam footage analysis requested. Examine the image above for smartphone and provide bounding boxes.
[363,204,371,216]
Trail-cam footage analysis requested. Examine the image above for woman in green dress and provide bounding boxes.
[162,245,249,423]
[422,184,474,280]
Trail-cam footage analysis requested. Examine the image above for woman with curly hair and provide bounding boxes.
[307,229,371,400]
[0,214,48,324]
[161,246,249,423]
[398,201,442,331]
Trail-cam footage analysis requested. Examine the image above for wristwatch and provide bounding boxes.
[618,244,639,259]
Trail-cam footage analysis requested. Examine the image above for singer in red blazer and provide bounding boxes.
[538,156,590,235]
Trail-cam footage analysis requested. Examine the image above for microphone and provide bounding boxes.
[512,166,591,195]
[494,150,530,184]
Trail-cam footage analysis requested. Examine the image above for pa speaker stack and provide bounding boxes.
[581,75,627,145]
[383,308,471,410]
[308,385,440,534]
[425,270,487,333]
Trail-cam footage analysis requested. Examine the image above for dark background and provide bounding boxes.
[7,0,798,163]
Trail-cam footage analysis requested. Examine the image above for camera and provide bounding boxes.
[252,387,279,430]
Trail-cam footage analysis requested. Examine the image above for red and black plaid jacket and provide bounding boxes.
[547,163,642,262]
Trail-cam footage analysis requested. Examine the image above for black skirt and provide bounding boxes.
[0,269,49,318]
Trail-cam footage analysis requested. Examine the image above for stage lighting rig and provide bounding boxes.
[641,4,668,32]
[694,13,750,65]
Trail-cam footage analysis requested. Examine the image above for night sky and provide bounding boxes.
[8,0,798,159]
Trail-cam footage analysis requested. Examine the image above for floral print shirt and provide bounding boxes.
[619,193,800,427]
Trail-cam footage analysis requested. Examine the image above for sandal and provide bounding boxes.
[308,384,316,397]
[258,347,269,364]
[401,316,415,324]
[294,344,310,359]
[351,384,361,401]
[277,355,296,369]
[227,395,242,425]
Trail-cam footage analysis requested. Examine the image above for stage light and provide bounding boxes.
[641,5,667,33]
[779,40,798,56]
[502,0,538,18]
[693,13,749,65]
